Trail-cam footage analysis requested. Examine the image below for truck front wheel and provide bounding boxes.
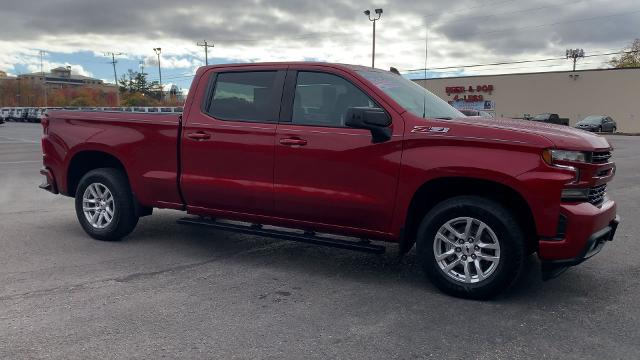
[74,168,139,241]
[416,196,526,299]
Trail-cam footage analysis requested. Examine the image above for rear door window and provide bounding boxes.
[206,71,284,123]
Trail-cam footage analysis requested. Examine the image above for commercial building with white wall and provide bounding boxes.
[414,67,640,133]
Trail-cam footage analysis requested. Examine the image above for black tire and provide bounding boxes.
[416,196,526,300]
[74,168,139,241]
[612,127,617,133]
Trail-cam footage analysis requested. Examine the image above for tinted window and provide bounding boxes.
[208,71,281,122]
[292,72,378,127]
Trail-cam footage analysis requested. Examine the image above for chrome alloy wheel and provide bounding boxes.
[433,217,501,284]
[82,183,115,229]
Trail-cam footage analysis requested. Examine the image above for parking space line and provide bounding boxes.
[0,137,39,143]
[0,160,41,165]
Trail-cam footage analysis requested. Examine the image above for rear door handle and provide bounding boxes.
[186,131,211,140]
[279,137,307,146]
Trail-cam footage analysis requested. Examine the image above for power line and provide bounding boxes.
[432,0,589,26]
[423,0,519,19]
[401,50,631,73]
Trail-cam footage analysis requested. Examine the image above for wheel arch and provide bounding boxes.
[66,150,128,197]
[400,176,537,255]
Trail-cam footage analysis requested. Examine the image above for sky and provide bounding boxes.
[0,0,638,93]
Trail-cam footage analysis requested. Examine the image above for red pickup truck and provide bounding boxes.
[40,62,619,299]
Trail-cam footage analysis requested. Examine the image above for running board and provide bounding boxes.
[176,217,386,254]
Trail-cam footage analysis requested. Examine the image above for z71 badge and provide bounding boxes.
[411,126,450,134]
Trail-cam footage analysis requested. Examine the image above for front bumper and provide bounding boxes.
[541,212,619,279]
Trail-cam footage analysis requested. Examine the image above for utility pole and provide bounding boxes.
[105,51,124,105]
[153,48,163,101]
[197,40,214,66]
[566,48,585,71]
[364,8,383,68]
[39,50,47,107]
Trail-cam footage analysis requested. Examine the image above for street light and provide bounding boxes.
[364,8,383,68]
[153,47,163,99]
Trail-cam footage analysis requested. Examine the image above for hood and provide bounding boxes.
[449,117,611,151]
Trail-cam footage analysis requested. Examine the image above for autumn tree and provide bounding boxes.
[119,70,159,96]
[609,39,640,68]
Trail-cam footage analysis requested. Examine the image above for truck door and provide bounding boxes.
[181,67,286,215]
[273,68,403,233]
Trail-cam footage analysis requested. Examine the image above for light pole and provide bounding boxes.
[566,48,585,71]
[364,8,383,68]
[153,47,163,99]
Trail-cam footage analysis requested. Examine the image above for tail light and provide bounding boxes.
[41,113,49,134]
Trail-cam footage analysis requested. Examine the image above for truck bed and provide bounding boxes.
[44,110,184,209]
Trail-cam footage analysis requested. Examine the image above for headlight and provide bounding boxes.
[542,149,584,184]
[542,149,587,164]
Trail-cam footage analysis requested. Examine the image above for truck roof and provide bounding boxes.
[199,62,385,73]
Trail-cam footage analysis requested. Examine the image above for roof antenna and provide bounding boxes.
[422,26,428,118]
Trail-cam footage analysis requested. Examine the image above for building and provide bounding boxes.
[17,66,116,93]
[0,66,118,106]
[414,67,640,133]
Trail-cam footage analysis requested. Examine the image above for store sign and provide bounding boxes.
[449,99,495,111]
[445,85,494,102]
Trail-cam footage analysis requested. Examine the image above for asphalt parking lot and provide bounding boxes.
[1,122,638,359]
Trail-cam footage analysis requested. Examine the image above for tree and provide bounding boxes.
[118,70,159,97]
[609,39,640,68]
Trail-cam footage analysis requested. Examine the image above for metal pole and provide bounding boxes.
[364,9,382,69]
[372,20,376,68]
[157,53,162,96]
[40,50,47,107]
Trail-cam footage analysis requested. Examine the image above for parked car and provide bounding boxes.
[0,108,9,122]
[575,115,617,133]
[460,109,494,118]
[530,113,569,126]
[40,62,619,299]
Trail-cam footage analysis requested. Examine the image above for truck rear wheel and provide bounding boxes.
[416,196,526,300]
[74,168,139,241]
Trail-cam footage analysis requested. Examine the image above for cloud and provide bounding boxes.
[0,0,636,76]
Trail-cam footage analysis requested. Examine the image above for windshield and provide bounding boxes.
[357,70,463,119]
[579,115,604,125]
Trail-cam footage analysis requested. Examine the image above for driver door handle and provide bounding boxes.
[279,137,307,146]
[186,131,211,140]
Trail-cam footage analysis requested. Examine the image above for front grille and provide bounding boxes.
[591,151,612,163]
[588,184,607,205]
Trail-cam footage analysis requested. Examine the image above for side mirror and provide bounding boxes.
[345,107,392,143]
